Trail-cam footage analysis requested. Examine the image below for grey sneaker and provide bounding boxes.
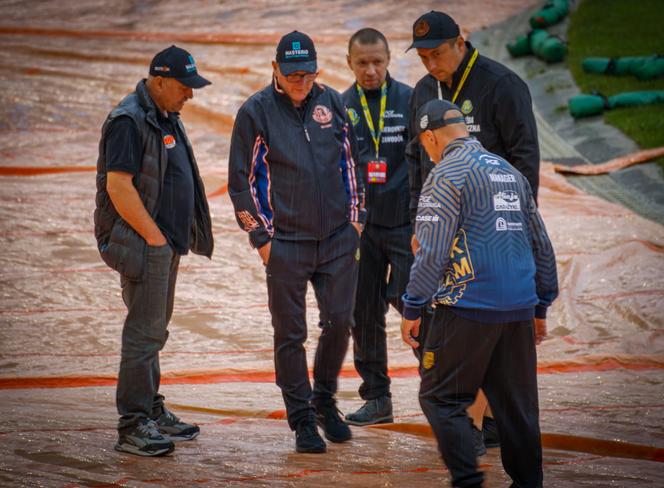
[115,419,175,457]
[344,395,394,426]
[152,407,200,441]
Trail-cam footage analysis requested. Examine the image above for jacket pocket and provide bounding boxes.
[99,219,146,281]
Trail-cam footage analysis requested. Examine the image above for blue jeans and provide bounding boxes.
[116,244,179,434]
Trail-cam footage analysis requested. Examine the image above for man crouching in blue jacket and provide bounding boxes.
[401,99,558,487]
[228,31,366,454]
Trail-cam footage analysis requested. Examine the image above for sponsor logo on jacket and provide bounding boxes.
[495,217,523,232]
[493,190,520,211]
[163,134,176,149]
[437,229,475,306]
[313,105,332,125]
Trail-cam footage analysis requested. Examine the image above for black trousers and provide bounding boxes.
[419,307,542,488]
[352,223,412,400]
[266,224,360,430]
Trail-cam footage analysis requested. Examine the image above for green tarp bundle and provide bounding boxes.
[530,0,569,28]
[582,55,664,80]
[506,29,567,63]
[568,91,664,118]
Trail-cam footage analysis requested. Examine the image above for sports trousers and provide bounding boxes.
[419,306,542,488]
[266,223,360,429]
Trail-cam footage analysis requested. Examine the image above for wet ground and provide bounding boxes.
[0,1,663,486]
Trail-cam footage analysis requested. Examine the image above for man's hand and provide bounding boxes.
[351,221,363,236]
[411,234,420,254]
[534,318,547,345]
[401,317,421,349]
[257,241,271,265]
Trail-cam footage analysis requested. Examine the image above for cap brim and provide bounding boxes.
[177,74,212,89]
[406,38,448,52]
[278,60,318,76]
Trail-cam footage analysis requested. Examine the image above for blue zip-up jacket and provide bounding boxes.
[228,79,366,248]
[402,137,558,323]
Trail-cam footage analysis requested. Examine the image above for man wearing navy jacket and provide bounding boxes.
[228,31,365,454]
[341,28,413,426]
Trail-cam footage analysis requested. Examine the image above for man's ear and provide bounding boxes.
[346,53,352,71]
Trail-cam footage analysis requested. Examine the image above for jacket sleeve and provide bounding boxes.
[402,170,461,319]
[228,105,273,249]
[527,193,559,318]
[493,74,541,203]
[405,88,423,227]
[341,111,367,225]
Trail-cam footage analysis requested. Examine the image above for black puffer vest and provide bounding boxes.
[94,80,213,280]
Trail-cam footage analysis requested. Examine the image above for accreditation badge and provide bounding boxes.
[367,158,387,184]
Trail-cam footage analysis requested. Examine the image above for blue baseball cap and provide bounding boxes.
[276,31,318,75]
[408,11,461,51]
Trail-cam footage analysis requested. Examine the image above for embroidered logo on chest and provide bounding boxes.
[163,134,176,149]
[312,105,333,124]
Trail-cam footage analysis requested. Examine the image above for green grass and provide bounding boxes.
[567,0,664,170]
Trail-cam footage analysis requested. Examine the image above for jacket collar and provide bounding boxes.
[443,136,479,158]
[136,79,180,128]
[449,41,476,91]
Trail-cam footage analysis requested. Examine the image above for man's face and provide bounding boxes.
[157,77,193,113]
[416,37,465,84]
[347,40,390,90]
[273,61,317,106]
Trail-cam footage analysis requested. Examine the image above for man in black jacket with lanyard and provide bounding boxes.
[406,11,541,455]
[228,31,365,454]
[341,28,413,426]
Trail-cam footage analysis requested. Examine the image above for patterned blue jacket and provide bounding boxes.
[402,137,558,323]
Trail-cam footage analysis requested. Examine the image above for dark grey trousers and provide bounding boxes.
[419,306,542,488]
[352,222,412,400]
[117,244,179,434]
[266,224,360,430]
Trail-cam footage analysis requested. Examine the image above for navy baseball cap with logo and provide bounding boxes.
[149,45,211,89]
[407,11,460,51]
[276,31,318,75]
[410,99,465,143]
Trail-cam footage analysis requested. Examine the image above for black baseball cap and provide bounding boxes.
[410,99,465,143]
[149,45,211,89]
[276,31,318,75]
[407,11,460,51]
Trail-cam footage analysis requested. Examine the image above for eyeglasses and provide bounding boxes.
[284,72,318,83]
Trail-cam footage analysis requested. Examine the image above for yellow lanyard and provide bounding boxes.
[438,48,478,103]
[357,81,387,157]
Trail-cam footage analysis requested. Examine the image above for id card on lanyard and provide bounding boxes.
[357,81,388,184]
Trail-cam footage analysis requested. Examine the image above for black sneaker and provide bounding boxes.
[295,418,326,453]
[115,419,175,457]
[315,403,352,443]
[471,424,487,457]
[152,406,200,442]
[344,395,394,426]
[482,416,500,448]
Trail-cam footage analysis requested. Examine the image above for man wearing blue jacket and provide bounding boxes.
[228,31,365,454]
[401,99,558,488]
[342,28,413,426]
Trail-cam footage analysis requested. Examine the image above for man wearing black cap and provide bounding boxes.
[94,45,213,456]
[228,31,365,453]
[341,27,413,426]
[406,9,542,454]
[401,99,558,488]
